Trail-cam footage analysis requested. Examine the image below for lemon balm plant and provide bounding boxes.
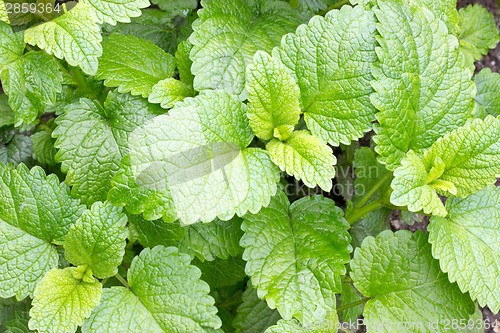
[0,0,500,332]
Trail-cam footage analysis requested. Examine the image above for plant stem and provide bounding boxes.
[346,199,381,225]
[114,273,131,290]
[336,297,371,312]
[355,172,392,209]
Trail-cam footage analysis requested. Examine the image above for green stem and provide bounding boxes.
[355,172,392,209]
[114,273,131,290]
[346,199,381,225]
[336,297,371,312]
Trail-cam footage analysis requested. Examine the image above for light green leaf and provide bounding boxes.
[409,0,459,34]
[96,33,176,98]
[352,147,392,204]
[350,230,476,333]
[128,214,184,248]
[82,246,222,332]
[149,78,196,109]
[339,282,363,323]
[31,122,57,166]
[246,50,301,141]
[372,0,475,170]
[29,266,103,333]
[108,155,177,222]
[267,130,335,191]
[458,4,500,65]
[240,192,351,323]
[474,68,500,117]
[265,319,332,333]
[64,202,127,279]
[0,133,33,166]
[0,2,8,23]
[233,283,281,333]
[176,40,194,86]
[275,5,377,146]
[128,90,280,224]
[53,91,162,204]
[0,95,14,128]
[24,3,102,75]
[428,186,500,313]
[194,256,246,289]
[0,21,24,67]
[81,0,149,24]
[150,0,196,19]
[189,0,302,98]
[0,163,85,300]
[1,51,62,125]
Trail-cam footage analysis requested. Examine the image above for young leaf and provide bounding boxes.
[474,68,500,117]
[350,230,476,332]
[64,202,128,279]
[233,283,281,333]
[372,0,475,170]
[0,21,24,67]
[128,90,280,224]
[53,91,162,204]
[428,186,500,313]
[409,0,459,34]
[82,246,222,332]
[0,2,8,24]
[80,0,149,25]
[96,33,176,98]
[267,130,336,191]
[29,266,102,333]
[458,4,500,65]
[24,3,102,75]
[1,51,62,125]
[189,0,302,98]
[240,192,351,323]
[0,163,85,300]
[274,5,377,146]
[148,78,196,109]
[245,50,301,141]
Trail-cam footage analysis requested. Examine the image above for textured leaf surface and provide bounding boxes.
[0,133,32,166]
[96,33,176,98]
[0,95,14,128]
[24,3,102,75]
[265,319,331,333]
[81,0,149,24]
[339,282,363,323]
[53,91,162,204]
[409,0,459,33]
[176,40,194,86]
[128,91,279,224]
[246,50,300,141]
[241,192,351,323]
[267,131,335,191]
[0,163,85,300]
[233,283,281,333]
[82,246,222,332]
[189,0,302,97]
[350,230,475,332]
[29,266,102,333]
[458,4,499,65]
[0,21,24,67]
[372,0,475,170]
[428,186,500,313]
[1,51,62,125]
[474,68,500,117]
[149,78,196,109]
[64,202,127,279]
[31,122,57,166]
[194,256,246,289]
[275,5,377,146]
[151,0,196,19]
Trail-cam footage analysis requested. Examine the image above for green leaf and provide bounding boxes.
[245,50,301,141]
[29,266,103,333]
[240,192,351,323]
[24,3,102,75]
[194,256,247,289]
[53,91,162,204]
[108,155,177,221]
[150,0,196,19]
[428,186,500,313]
[96,33,176,98]
[409,0,459,34]
[82,246,222,332]
[267,130,336,191]
[372,0,475,170]
[176,40,194,86]
[80,0,149,24]
[233,283,281,333]
[0,21,24,67]
[352,147,392,204]
[128,214,184,248]
[0,163,85,300]
[0,2,8,24]
[350,230,476,332]
[189,0,302,98]
[0,133,33,167]
[0,95,14,128]
[275,5,377,146]
[31,122,57,166]
[458,4,500,65]
[265,319,330,333]
[64,202,127,279]
[349,207,391,248]
[128,90,280,224]
[148,78,196,109]
[474,68,500,117]
[1,51,62,125]
[339,282,363,323]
